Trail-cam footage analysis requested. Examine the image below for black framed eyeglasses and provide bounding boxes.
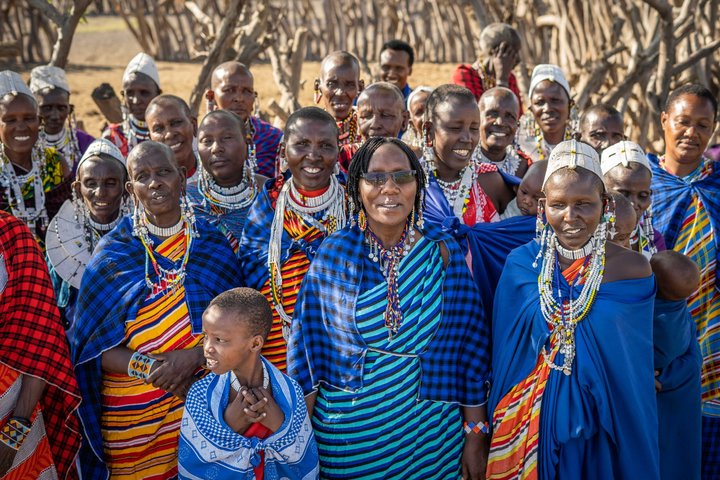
[361,170,417,188]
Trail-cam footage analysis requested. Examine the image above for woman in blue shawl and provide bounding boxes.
[487,140,659,479]
[72,142,242,479]
[288,137,491,479]
[186,110,267,253]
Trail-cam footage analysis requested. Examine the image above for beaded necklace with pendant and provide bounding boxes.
[365,220,416,340]
[40,127,80,173]
[137,216,195,297]
[435,159,477,218]
[538,227,606,375]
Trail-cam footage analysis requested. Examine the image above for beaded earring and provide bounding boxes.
[205,90,217,112]
[415,190,425,229]
[568,99,579,135]
[246,142,258,174]
[421,123,437,174]
[313,79,322,104]
[71,187,88,225]
[180,193,199,237]
[131,200,147,238]
[604,196,617,239]
[358,208,367,232]
[253,93,260,117]
[535,198,546,239]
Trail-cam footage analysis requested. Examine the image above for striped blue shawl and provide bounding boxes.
[287,222,491,405]
[649,154,720,271]
[178,357,319,479]
[71,216,243,479]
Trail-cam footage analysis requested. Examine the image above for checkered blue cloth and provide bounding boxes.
[250,116,282,178]
[71,216,243,479]
[287,222,491,405]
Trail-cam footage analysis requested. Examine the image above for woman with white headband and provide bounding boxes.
[517,64,576,163]
[46,138,129,338]
[102,52,162,158]
[487,139,660,479]
[0,70,73,247]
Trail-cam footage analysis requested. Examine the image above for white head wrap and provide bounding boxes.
[29,65,70,95]
[600,140,651,176]
[543,139,602,190]
[122,52,160,88]
[529,64,571,99]
[406,86,433,110]
[77,138,126,174]
[0,70,34,101]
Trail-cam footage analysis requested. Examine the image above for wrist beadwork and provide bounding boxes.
[1,417,32,450]
[463,420,490,435]
[128,351,156,380]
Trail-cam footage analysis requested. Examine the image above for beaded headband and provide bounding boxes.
[29,65,70,95]
[528,64,571,99]
[77,138,127,173]
[123,52,160,88]
[600,140,651,176]
[0,70,34,100]
[542,139,603,190]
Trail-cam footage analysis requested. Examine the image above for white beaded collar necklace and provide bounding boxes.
[145,216,184,237]
[230,362,269,393]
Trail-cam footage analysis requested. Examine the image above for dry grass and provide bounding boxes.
[22,15,459,136]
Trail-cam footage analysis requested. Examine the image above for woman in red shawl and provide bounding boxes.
[0,210,81,479]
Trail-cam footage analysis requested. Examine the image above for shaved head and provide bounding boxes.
[211,61,253,89]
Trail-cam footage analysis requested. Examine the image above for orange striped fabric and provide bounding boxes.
[1,364,58,480]
[487,258,586,479]
[100,232,202,479]
[261,210,325,371]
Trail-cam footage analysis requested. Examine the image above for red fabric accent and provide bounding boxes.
[245,422,272,480]
[338,144,360,174]
[186,164,197,179]
[0,210,81,479]
[295,185,331,198]
[452,64,524,114]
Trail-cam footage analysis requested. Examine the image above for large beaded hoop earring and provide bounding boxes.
[604,195,617,240]
[358,208,367,232]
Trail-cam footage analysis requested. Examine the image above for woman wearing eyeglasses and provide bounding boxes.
[240,107,347,371]
[287,136,491,479]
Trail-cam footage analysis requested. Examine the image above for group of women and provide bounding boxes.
[0,21,718,480]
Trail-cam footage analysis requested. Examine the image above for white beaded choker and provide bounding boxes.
[87,214,122,232]
[555,240,594,260]
[230,362,269,393]
[145,216,184,237]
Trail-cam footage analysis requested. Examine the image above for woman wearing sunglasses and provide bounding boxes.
[240,106,347,371]
[287,137,491,479]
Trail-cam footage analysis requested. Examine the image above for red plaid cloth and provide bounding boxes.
[0,210,81,479]
[452,64,523,114]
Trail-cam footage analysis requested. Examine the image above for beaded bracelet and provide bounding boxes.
[128,352,156,380]
[463,420,490,435]
[1,417,32,450]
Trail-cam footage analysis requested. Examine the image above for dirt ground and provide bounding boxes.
[20,15,462,136]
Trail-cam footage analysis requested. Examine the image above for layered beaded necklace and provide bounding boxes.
[365,220,416,340]
[537,224,606,375]
[134,212,197,297]
[197,166,256,211]
[40,126,80,173]
[268,176,346,340]
[472,144,522,176]
[0,142,49,230]
[435,158,478,218]
[337,111,359,145]
[230,361,269,393]
[123,115,150,151]
[73,199,124,252]
[535,126,573,161]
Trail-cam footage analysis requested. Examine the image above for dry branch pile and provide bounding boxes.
[1,0,718,147]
